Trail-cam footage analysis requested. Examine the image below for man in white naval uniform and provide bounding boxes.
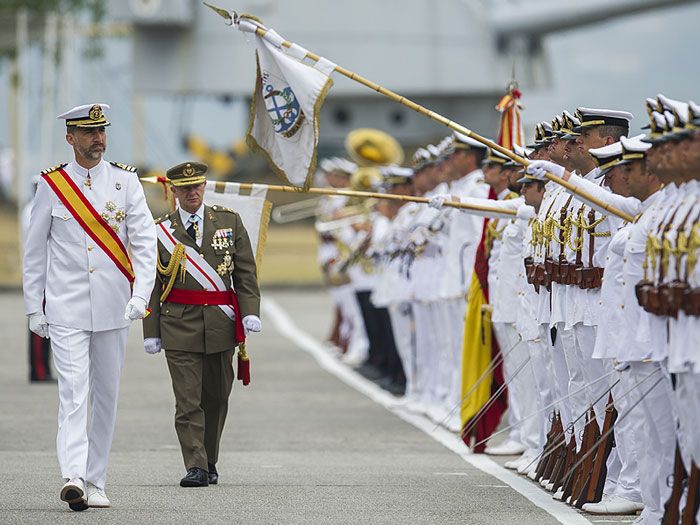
[23,104,156,511]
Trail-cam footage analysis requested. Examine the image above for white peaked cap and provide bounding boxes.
[57,103,111,127]
[453,131,489,150]
[589,141,622,159]
[657,94,689,126]
[620,134,652,153]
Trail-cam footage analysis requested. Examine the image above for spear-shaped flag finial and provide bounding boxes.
[202,2,235,25]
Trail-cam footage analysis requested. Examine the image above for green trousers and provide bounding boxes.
[165,349,234,470]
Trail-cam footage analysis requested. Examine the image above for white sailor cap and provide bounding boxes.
[426,144,443,160]
[452,132,489,151]
[620,134,652,156]
[551,114,563,135]
[590,141,623,178]
[641,111,672,143]
[689,100,700,125]
[482,148,510,167]
[658,94,689,135]
[320,157,357,175]
[507,144,531,171]
[380,165,414,186]
[527,121,553,148]
[57,103,111,128]
[559,110,582,140]
[412,147,434,169]
[573,107,633,132]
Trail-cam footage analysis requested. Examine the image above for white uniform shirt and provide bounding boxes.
[438,169,489,300]
[617,186,673,362]
[23,160,157,332]
[179,204,205,247]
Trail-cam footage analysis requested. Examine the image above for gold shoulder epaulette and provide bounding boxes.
[40,163,67,175]
[109,162,137,173]
[212,205,236,213]
[154,214,169,225]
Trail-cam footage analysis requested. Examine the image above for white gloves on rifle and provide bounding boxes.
[525,160,565,181]
[28,312,49,338]
[516,204,537,220]
[144,337,161,354]
[428,194,452,209]
[124,296,148,321]
[243,315,262,335]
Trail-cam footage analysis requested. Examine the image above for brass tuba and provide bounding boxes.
[345,128,404,167]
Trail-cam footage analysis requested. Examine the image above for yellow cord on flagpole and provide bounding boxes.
[202,4,634,223]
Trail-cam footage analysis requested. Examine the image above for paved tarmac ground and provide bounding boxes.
[0,290,634,524]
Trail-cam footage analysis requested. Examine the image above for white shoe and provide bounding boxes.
[484,439,526,456]
[517,457,538,475]
[553,489,564,501]
[60,478,87,511]
[445,413,462,433]
[581,494,644,515]
[527,469,539,481]
[504,454,527,470]
[426,403,450,425]
[540,478,550,487]
[86,482,110,508]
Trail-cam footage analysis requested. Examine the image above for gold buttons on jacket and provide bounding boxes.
[87,246,94,252]
[89,267,95,273]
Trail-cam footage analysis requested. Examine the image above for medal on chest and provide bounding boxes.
[100,200,126,233]
[211,228,233,250]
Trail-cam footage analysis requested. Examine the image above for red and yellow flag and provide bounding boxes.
[460,82,523,451]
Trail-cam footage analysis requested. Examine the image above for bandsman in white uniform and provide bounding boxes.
[23,104,157,510]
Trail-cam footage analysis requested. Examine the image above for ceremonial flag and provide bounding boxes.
[204,181,272,270]
[238,16,336,188]
[460,82,523,451]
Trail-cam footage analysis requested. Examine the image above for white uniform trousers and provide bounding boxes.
[446,298,467,413]
[493,322,540,454]
[389,303,416,399]
[540,323,573,433]
[428,301,451,408]
[412,301,433,407]
[675,372,700,465]
[526,337,553,454]
[608,366,643,503]
[573,323,610,426]
[628,361,676,524]
[49,324,128,490]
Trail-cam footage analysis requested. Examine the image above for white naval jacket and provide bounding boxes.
[23,160,157,332]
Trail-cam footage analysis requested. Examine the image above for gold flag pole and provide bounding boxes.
[141,176,517,217]
[203,3,634,223]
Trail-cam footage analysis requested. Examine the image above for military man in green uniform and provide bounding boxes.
[143,161,261,487]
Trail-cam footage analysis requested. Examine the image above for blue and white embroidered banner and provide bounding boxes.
[239,17,336,188]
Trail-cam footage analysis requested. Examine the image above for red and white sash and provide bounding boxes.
[156,219,236,321]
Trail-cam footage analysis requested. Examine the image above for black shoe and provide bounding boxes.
[180,467,209,487]
[208,463,218,485]
[69,501,89,511]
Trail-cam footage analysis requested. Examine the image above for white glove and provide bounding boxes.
[144,337,161,354]
[516,204,537,220]
[242,315,262,335]
[29,313,49,338]
[124,296,148,321]
[525,160,565,180]
[428,194,451,209]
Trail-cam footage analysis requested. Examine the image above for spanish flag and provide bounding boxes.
[460,82,523,451]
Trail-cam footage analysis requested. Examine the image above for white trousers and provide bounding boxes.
[389,303,416,399]
[429,301,451,406]
[628,361,676,524]
[526,337,554,454]
[412,302,433,406]
[493,322,541,455]
[446,298,467,412]
[49,324,128,489]
[542,324,573,434]
[675,372,700,466]
[609,366,643,503]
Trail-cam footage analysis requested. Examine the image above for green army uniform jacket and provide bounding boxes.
[143,205,260,354]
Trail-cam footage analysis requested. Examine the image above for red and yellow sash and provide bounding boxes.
[43,168,135,282]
